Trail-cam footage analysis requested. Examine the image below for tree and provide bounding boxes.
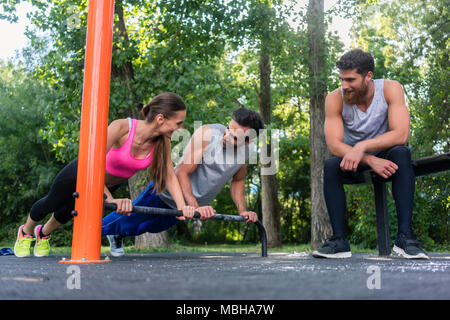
[112,0,172,248]
[250,1,282,248]
[259,47,282,248]
[225,0,306,248]
[307,0,332,248]
[0,62,62,244]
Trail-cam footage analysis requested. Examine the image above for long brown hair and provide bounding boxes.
[141,92,186,194]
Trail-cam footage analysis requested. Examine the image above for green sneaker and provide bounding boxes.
[14,225,35,257]
[33,225,51,257]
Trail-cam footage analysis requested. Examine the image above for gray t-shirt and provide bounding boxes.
[159,124,253,209]
[341,79,389,147]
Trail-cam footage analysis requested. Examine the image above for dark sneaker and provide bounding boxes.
[107,235,124,257]
[312,236,352,259]
[393,232,429,259]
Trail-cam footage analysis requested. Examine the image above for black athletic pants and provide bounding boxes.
[30,159,119,224]
[323,145,415,238]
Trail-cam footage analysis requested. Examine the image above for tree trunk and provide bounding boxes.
[135,230,170,249]
[112,0,139,118]
[112,1,170,248]
[307,0,332,249]
[129,170,171,249]
[258,51,282,248]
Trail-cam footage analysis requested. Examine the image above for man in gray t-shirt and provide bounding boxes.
[313,49,428,260]
[103,108,264,256]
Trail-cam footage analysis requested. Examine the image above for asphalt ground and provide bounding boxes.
[1,252,449,300]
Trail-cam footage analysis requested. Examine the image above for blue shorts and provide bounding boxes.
[102,182,179,236]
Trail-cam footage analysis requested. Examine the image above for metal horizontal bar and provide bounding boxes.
[103,203,267,257]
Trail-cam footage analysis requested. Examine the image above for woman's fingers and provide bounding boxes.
[116,199,132,215]
[182,205,195,219]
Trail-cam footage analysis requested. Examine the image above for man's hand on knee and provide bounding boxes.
[340,144,365,171]
[367,156,398,179]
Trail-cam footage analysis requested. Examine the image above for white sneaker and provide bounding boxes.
[107,235,125,257]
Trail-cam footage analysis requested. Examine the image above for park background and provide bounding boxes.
[0,0,448,253]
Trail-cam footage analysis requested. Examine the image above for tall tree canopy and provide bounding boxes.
[0,0,447,250]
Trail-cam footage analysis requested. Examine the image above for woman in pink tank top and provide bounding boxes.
[103,92,194,216]
[15,92,195,257]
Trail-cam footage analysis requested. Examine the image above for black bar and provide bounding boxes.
[104,203,268,257]
[342,152,450,257]
[372,180,391,256]
[343,152,450,184]
[412,152,450,177]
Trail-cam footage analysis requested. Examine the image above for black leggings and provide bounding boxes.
[30,159,119,224]
[323,146,415,238]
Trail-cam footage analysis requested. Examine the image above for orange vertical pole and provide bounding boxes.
[60,0,115,264]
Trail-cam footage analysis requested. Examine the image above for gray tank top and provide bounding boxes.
[341,79,389,147]
[159,124,252,209]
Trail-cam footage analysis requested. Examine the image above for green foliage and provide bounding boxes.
[0,0,21,22]
[346,176,450,252]
[413,173,450,250]
[0,0,447,250]
[0,62,62,243]
[274,103,311,243]
[352,0,449,157]
[346,184,396,249]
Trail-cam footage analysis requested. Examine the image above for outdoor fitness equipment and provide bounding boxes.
[103,203,268,257]
[60,0,267,263]
[60,0,115,264]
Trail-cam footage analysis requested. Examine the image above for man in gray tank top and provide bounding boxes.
[103,108,264,256]
[313,49,428,259]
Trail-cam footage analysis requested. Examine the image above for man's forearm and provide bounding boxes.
[328,140,376,167]
[355,131,408,154]
[177,172,200,208]
[231,180,246,213]
[328,139,353,158]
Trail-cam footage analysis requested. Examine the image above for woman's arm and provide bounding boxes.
[175,125,215,220]
[106,119,127,153]
[165,152,195,220]
[104,119,133,215]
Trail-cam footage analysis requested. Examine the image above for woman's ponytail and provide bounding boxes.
[142,92,186,194]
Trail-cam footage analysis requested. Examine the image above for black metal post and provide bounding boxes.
[372,180,391,256]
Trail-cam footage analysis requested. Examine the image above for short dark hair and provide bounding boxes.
[232,107,264,138]
[336,49,374,75]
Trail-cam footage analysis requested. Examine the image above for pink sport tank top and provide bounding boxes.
[105,118,155,178]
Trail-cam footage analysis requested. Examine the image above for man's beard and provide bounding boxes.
[343,82,368,105]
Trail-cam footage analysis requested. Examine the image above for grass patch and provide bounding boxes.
[2,240,446,255]
[0,241,378,255]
